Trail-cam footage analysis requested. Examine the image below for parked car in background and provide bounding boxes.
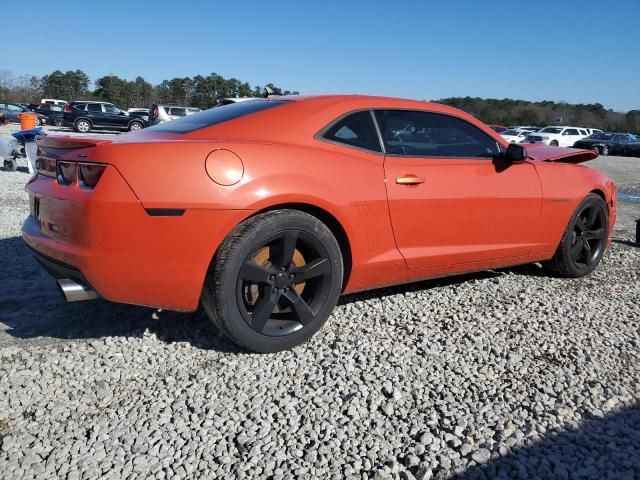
[149,104,202,125]
[574,132,638,156]
[63,101,147,133]
[487,124,508,134]
[41,98,68,107]
[585,128,604,136]
[622,138,640,157]
[501,129,530,143]
[526,126,589,147]
[30,103,64,125]
[0,102,46,125]
[127,108,150,123]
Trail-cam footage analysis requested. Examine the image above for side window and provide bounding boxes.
[321,111,382,152]
[7,104,22,112]
[171,107,186,116]
[86,104,101,112]
[374,110,500,157]
[579,129,587,135]
[103,104,119,114]
[563,129,579,136]
[74,104,87,111]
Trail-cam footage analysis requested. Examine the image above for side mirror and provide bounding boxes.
[504,143,527,163]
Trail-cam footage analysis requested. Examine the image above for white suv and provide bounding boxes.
[526,126,589,147]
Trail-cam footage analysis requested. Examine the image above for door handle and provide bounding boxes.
[396,174,425,185]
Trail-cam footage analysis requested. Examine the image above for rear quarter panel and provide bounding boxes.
[99,139,404,293]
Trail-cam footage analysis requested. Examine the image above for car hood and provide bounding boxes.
[524,144,597,164]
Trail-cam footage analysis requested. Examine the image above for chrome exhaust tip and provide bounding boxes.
[56,279,98,302]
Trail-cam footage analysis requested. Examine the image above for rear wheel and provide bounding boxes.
[74,119,91,133]
[550,140,559,147]
[545,193,608,277]
[601,145,609,156]
[202,210,343,352]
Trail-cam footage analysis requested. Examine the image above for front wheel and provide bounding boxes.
[128,121,143,131]
[545,193,608,277]
[601,145,609,156]
[550,140,559,147]
[53,117,63,127]
[202,210,343,352]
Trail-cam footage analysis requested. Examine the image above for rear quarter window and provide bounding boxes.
[147,100,290,133]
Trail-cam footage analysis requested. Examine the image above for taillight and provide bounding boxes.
[63,104,72,113]
[56,161,77,185]
[55,161,106,188]
[78,163,106,188]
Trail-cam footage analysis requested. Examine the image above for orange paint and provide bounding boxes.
[23,95,617,311]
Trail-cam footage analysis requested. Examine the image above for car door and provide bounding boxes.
[102,104,129,127]
[561,128,580,147]
[84,103,105,127]
[377,109,543,270]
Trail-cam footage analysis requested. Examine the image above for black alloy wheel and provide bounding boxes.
[546,193,608,277]
[568,203,607,269]
[236,230,333,336]
[202,210,343,352]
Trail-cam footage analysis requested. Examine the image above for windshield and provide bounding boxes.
[147,100,290,133]
[539,127,563,134]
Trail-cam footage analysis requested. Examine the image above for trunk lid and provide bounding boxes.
[35,135,114,177]
[525,144,597,164]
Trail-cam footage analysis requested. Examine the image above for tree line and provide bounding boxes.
[436,96,640,134]
[0,69,298,110]
[1,69,638,132]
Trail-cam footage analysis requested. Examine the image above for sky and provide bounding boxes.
[2,0,640,111]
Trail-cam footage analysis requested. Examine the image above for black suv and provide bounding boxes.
[63,101,147,133]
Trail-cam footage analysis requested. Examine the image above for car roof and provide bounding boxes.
[72,100,111,104]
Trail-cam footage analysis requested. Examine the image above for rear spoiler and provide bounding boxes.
[35,135,113,149]
[525,144,597,164]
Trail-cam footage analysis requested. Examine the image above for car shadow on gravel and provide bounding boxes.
[0,236,241,352]
[0,233,627,352]
[449,403,640,480]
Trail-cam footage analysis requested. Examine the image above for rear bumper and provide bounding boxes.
[22,168,252,311]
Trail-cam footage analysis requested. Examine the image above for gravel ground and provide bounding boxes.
[0,127,639,479]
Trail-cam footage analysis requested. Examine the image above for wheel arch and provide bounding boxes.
[247,202,353,291]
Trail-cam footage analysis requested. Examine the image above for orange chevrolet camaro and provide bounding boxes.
[23,95,617,352]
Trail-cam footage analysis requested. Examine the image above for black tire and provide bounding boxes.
[550,140,559,147]
[201,209,343,352]
[545,193,608,277]
[74,119,91,133]
[128,121,143,132]
[3,158,18,172]
[53,117,63,127]
[601,145,609,156]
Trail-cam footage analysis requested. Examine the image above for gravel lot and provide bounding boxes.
[1,126,639,480]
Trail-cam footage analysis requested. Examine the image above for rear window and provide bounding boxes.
[147,100,290,133]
